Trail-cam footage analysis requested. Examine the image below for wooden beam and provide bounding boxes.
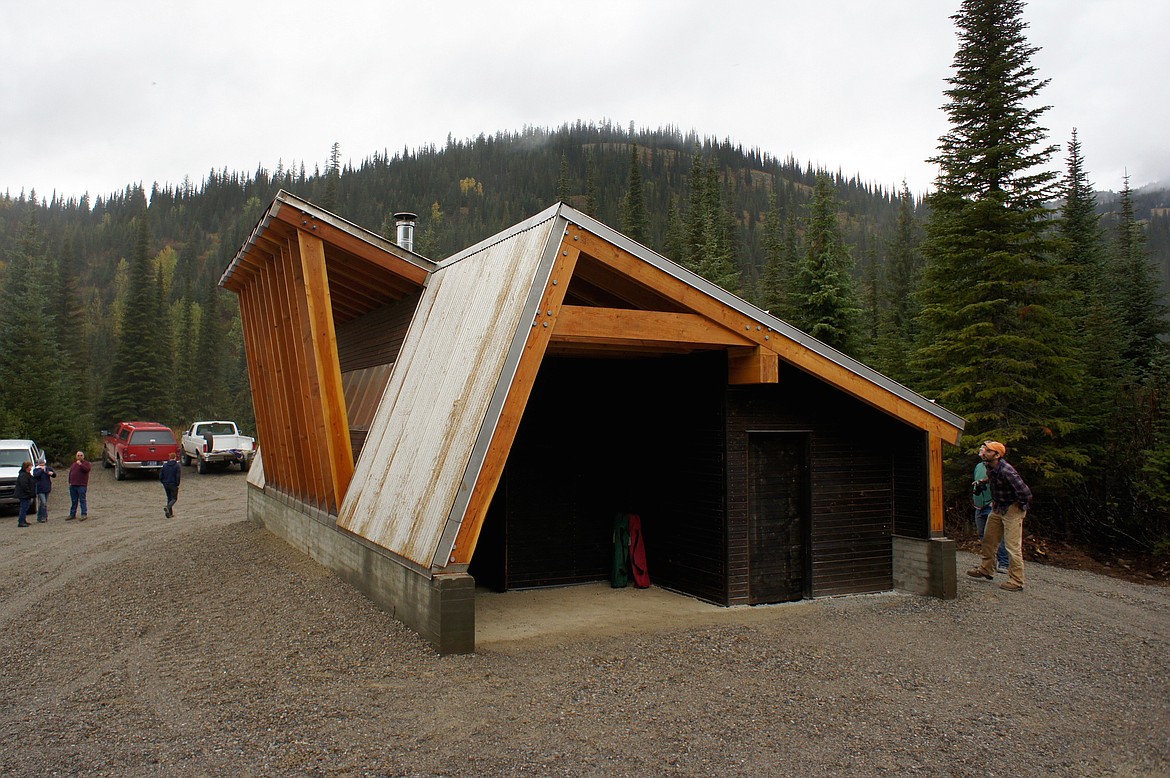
[450,239,581,564]
[727,346,779,384]
[552,305,755,349]
[281,237,330,509]
[298,229,355,511]
[571,226,963,445]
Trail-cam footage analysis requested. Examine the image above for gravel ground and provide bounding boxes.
[1,465,1167,777]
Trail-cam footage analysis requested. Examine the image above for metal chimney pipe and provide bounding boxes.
[394,211,418,252]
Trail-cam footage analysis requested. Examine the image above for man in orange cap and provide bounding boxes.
[966,441,1031,591]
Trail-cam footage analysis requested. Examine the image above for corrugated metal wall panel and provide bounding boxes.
[335,217,557,567]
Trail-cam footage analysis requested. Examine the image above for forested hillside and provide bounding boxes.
[1,120,1168,551]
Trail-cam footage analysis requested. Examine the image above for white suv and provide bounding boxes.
[0,439,45,509]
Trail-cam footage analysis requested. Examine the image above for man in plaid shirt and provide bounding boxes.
[966,441,1032,591]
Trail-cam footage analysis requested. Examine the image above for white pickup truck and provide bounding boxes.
[180,421,256,474]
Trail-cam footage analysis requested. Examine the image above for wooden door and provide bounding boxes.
[748,432,809,603]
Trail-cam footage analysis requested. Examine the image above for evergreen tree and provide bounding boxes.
[414,201,446,259]
[322,142,341,211]
[620,143,648,243]
[53,234,93,432]
[914,0,1082,498]
[874,182,923,383]
[758,188,791,315]
[0,215,82,457]
[790,174,861,354]
[1110,175,1169,376]
[684,153,740,292]
[99,212,169,426]
[584,149,598,216]
[193,284,229,418]
[556,153,572,203]
[663,195,685,264]
[173,297,202,422]
[1054,131,1132,540]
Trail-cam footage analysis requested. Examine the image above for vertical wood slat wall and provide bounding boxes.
[223,226,353,514]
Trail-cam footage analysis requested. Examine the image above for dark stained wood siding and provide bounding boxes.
[892,428,931,539]
[334,291,420,374]
[335,293,421,462]
[642,352,726,604]
[726,364,913,601]
[487,353,726,598]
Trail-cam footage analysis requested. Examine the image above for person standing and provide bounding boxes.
[160,452,181,518]
[33,457,56,523]
[967,441,1032,591]
[68,451,91,521]
[972,446,1008,573]
[15,461,36,528]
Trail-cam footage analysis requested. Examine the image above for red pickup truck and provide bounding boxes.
[102,421,181,481]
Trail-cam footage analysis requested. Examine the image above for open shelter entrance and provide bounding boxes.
[470,351,728,603]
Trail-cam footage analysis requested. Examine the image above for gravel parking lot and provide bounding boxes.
[1,465,1167,776]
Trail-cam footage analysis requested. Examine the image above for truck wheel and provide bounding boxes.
[197,458,208,475]
[115,458,126,481]
[240,459,251,472]
[181,452,191,466]
[103,452,113,469]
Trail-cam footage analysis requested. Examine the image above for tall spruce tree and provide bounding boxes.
[0,215,79,458]
[556,153,572,204]
[53,234,93,435]
[790,174,861,354]
[758,188,792,315]
[874,182,923,383]
[583,149,598,216]
[194,284,229,418]
[1110,175,1169,376]
[1055,131,1130,538]
[620,143,648,243]
[322,142,341,211]
[99,211,169,426]
[914,0,1082,496]
[684,153,740,292]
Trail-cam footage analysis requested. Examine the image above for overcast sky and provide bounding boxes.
[2,0,1165,204]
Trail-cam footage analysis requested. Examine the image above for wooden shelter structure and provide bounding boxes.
[222,191,965,654]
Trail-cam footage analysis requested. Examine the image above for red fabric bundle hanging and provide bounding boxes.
[627,513,650,589]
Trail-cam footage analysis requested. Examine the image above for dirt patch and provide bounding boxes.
[1,466,1168,776]
[950,527,1170,586]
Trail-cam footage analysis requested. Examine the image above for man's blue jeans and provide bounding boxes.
[69,485,88,517]
[975,505,1008,568]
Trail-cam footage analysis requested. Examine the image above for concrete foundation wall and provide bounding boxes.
[892,535,957,599]
[248,485,475,654]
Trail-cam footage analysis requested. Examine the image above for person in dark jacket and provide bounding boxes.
[33,457,56,523]
[15,461,36,528]
[159,452,181,518]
